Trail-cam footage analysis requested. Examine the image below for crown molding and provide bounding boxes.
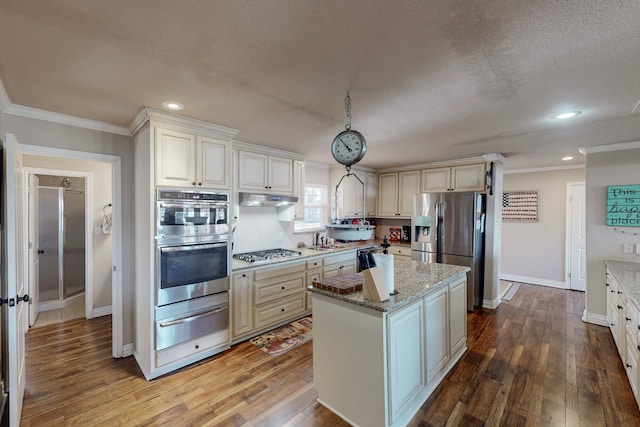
[232,139,303,159]
[0,77,130,136]
[503,164,585,175]
[130,107,239,140]
[579,141,640,155]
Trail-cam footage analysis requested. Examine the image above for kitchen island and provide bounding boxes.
[310,259,469,427]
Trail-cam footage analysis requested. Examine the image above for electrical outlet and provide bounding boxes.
[636,243,640,255]
[624,243,634,254]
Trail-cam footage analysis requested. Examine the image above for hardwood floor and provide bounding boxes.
[21,284,640,426]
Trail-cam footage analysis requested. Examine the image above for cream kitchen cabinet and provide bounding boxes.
[388,245,411,259]
[330,167,376,218]
[323,251,357,278]
[278,160,305,221]
[421,163,486,193]
[231,272,253,339]
[377,171,420,218]
[238,150,293,193]
[155,127,230,189]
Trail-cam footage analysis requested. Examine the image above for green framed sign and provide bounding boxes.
[607,185,640,226]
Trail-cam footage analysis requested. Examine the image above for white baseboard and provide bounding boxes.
[39,292,85,312]
[500,274,567,289]
[122,343,135,357]
[583,310,608,326]
[482,297,501,309]
[90,305,112,318]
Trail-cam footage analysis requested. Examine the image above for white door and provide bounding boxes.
[3,134,28,425]
[569,183,586,291]
[28,174,40,326]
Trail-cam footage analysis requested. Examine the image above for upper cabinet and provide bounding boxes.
[238,150,293,194]
[155,127,230,190]
[330,167,377,218]
[377,170,420,218]
[421,163,486,193]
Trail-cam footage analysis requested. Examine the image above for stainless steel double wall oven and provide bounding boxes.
[154,190,230,351]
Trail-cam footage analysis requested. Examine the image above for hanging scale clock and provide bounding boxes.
[331,90,366,168]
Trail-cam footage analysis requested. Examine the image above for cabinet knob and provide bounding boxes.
[198,182,202,186]
[195,344,200,350]
[627,363,632,369]
[627,317,632,321]
[618,305,623,310]
[618,291,623,294]
[242,274,246,277]
[192,182,196,186]
[281,308,285,312]
[281,286,285,290]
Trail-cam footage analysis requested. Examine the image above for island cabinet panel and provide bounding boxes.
[449,277,467,357]
[387,300,425,423]
[425,286,449,383]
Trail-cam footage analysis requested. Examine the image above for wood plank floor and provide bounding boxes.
[21,284,640,426]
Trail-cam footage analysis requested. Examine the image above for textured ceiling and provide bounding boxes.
[1,1,639,170]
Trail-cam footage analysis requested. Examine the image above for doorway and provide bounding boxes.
[36,175,87,322]
[566,182,586,292]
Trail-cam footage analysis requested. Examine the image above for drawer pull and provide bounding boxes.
[627,317,632,322]
[281,308,285,312]
[159,305,228,328]
[618,305,623,310]
[282,286,286,290]
[627,363,632,369]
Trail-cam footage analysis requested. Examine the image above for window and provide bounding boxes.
[294,184,328,232]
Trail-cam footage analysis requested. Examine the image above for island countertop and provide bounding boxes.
[309,259,470,313]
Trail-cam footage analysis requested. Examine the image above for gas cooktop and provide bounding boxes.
[233,248,302,263]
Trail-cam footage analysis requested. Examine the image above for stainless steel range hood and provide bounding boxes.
[239,192,298,207]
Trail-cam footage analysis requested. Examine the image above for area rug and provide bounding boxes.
[250,316,312,356]
[502,282,521,301]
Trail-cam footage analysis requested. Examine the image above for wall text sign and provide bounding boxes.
[607,185,640,226]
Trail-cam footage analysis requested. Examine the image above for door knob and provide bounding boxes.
[37,250,45,254]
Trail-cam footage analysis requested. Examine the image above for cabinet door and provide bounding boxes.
[155,128,196,187]
[378,173,399,217]
[387,300,424,421]
[238,151,268,191]
[449,278,467,357]
[451,164,486,192]
[421,167,451,193]
[343,171,365,217]
[425,286,449,384]
[197,137,230,189]
[232,272,253,338]
[398,171,420,217]
[365,172,378,216]
[268,156,293,193]
[292,160,305,219]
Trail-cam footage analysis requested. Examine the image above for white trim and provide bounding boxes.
[131,107,239,139]
[499,274,567,289]
[232,139,304,159]
[38,292,85,312]
[579,141,640,155]
[376,154,501,173]
[504,164,585,174]
[5,104,130,136]
[91,305,112,318]
[21,144,125,359]
[482,297,501,309]
[583,310,608,326]
[0,79,11,111]
[122,343,135,358]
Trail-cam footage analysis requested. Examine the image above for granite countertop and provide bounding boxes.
[309,259,469,313]
[231,240,379,272]
[605,260,640,308]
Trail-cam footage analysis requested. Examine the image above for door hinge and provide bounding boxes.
[113,265,117,272]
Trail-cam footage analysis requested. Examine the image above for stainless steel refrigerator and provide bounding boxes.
[411,192,485,311]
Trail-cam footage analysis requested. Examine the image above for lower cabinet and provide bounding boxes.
[424,286,449,383]
[606,264,640,408]
[231,272,253,338]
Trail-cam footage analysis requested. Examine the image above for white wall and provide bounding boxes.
[501,168,585,287]
[23,154,113,310]
[2,114,134,344]
[585,148,640,323]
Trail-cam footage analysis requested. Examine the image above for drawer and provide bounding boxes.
[307,258,323,269]
[627,298,640,347]
[388,246,411,257]
[307,268,322,285]
[324,261,356,278]
[254,261,305,281]
[324,251,356,267]
[156,329,229,367]
[254,293,306,330]
[254,271,306,305]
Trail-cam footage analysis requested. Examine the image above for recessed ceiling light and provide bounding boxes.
[162,101,184,111]
[562,156,574,161]
[551,111,581,120]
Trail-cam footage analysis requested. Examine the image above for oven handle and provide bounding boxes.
[159,305,229,328]
[159,202,228,209]
[160,242,227,253]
